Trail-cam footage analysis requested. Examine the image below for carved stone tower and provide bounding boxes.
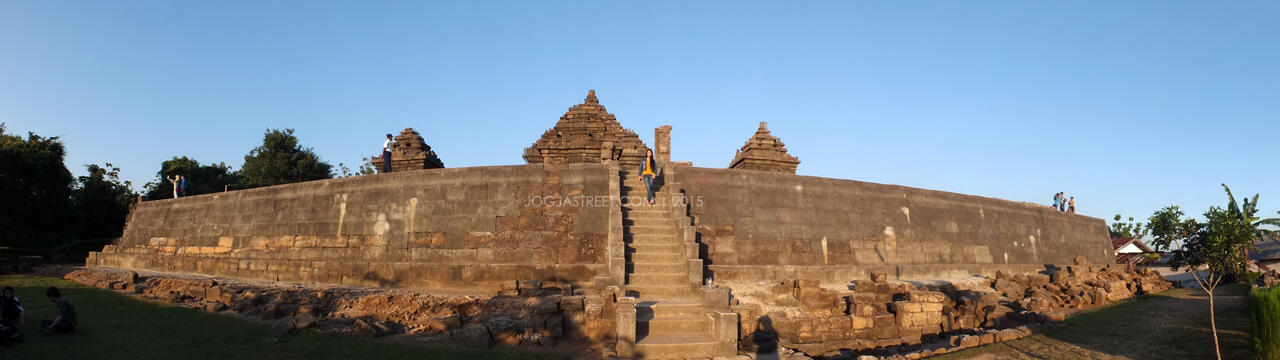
[523,90,650,165]
[728,122,800,174]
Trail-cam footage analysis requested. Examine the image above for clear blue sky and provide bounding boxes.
[2,1,1277,224]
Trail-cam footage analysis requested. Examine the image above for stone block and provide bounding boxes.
[907,291,947,303]
[850,315,872,330]
[871,271,887,283]
[891,302,922,313]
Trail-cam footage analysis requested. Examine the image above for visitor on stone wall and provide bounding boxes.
[639,149,657,205]
[180,175,189,197]
[166,175,181,198]
[39,287,76,335]
[0,286,24,346]
[1052,192,1061,210]
[1068,196,1076,214]
[1060,192,1067,212]
[382,133,394,173]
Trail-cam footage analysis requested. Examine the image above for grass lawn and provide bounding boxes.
[0,275,563,360]
[932,283,1253,360]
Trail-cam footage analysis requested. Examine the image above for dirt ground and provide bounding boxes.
[931,283,1253,360]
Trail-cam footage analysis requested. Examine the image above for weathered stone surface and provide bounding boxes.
[728,122,800,174]
[523,90,649,165]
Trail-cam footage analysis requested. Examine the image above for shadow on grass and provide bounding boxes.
[1043,284,1251,360]
[931,284,1252,360]
[0,275,564,360]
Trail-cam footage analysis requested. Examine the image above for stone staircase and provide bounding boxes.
[618,169,729,359]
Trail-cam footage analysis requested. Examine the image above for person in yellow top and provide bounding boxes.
[638,149,657,205]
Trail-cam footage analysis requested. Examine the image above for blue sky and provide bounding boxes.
[2,1,1277,224]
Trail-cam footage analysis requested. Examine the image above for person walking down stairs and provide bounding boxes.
[638,149,657,205]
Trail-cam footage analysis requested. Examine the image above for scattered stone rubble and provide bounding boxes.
[66,259,1170,359]
[728,260,1171,358]
[65,268,621,352]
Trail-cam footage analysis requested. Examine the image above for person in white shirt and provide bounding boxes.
[381,134,394,173]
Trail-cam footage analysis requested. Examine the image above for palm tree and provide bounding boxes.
[1221,184,1278,276]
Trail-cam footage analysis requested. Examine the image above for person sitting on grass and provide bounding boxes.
[0,286,24,346]
[40,287,76,335]
[0,285,24,340]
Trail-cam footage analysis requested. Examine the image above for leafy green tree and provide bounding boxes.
[239,129,332,188]
[1147,184,1269,360]
[71,163,138,240]
[1109,214,1148,239]
[0,123,74,248]
[143,156,240,200]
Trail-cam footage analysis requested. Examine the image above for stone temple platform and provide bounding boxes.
[86,90,1121,359]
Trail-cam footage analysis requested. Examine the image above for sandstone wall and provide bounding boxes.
[88,164,616,290]
[677,167,1114,284]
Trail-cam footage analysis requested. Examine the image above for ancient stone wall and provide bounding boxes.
[678,167,1115,284]
[87,164,616,290]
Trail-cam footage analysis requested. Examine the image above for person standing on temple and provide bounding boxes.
[179,175,189,197]
[1068,196,1076,214]
[1052,192,1061,211]
[381,133,394,173]
[1060,192,1067,212]
[166,175,180,198]
[639,149,657,205]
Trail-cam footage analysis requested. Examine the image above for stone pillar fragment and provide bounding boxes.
[654,125,672,162]
[615,296,637,357]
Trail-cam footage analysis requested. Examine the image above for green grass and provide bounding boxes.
[932,283,1253,360]
[1250,286,1280,360]
[0,275,562,360]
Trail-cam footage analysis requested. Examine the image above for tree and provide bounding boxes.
[1147,184,1267,360]
[1109,214,1148,239]
[337,157,377,177]
[1222,185,1280,264]
[239,129,332,188]
[0,123,74,249]
[71,163,138,240]
[143,156,240,200]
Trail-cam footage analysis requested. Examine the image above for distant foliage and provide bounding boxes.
[1250,286,1280,360]
[239,129,333,188]
[1109,214,1148,239]
[72,163,138,240]
[337,158,378,177]
[143,156,240,200]
[0,123,74,249]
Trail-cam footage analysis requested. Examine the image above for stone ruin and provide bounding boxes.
[371,127,444,173]
[523,90,650,165]
[729,121,800,174]
[80,90,1165,359]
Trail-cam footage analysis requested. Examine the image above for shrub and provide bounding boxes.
[1248,271,1263,285]
[1251,286,1280,359]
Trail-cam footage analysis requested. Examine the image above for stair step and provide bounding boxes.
[632,252,685,264]
[638,301,708,317]
[624,225,678,234]
[639,315,712,335]
[628,284,693,297]
[626,235,680,245]
[630,262,685,273]
[634,334,719,359]
[629,243,681,254]
[629,273,687,286]
[625,218,677,227]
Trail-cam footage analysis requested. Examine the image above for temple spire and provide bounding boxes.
[729,122,799,174]
[585,89,599,104]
